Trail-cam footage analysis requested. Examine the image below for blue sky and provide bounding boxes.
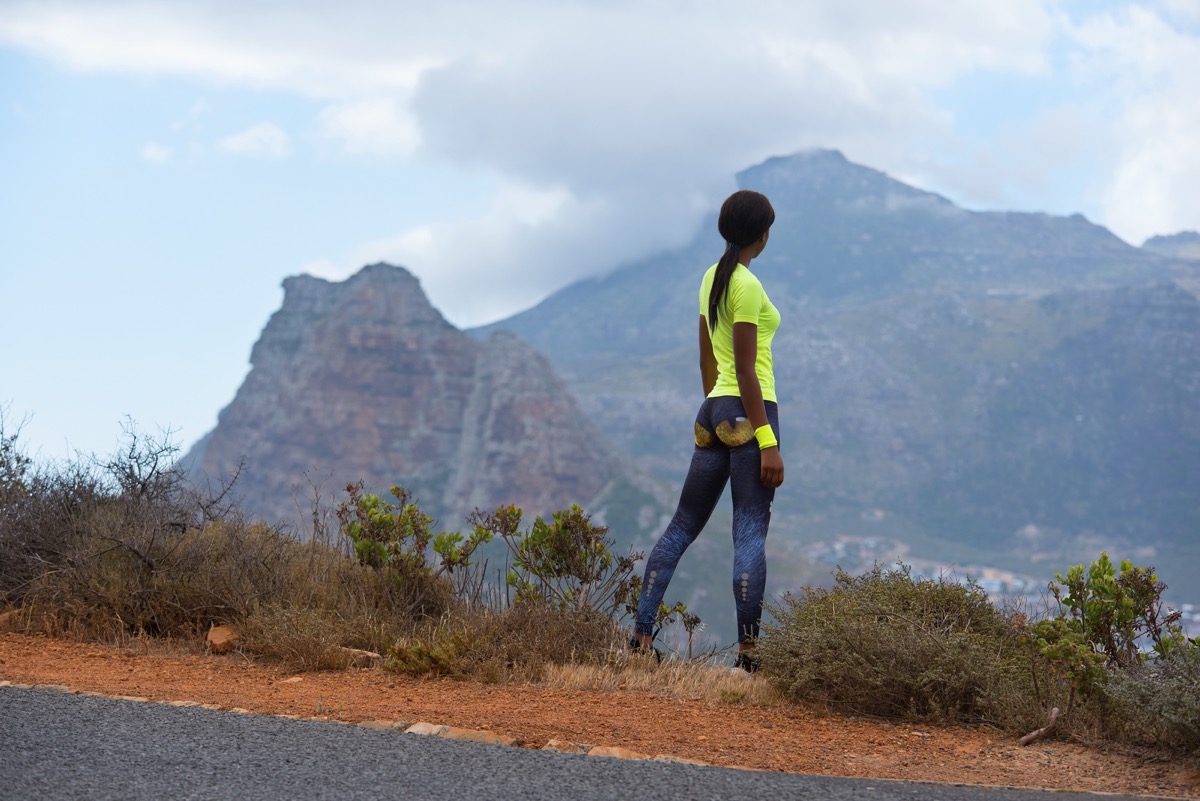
[2,0,1198,463]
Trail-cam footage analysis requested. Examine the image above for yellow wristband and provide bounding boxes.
[754,424,777,450]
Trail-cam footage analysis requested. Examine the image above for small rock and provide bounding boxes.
[542,739,587,754]
[206,624,239,654]
[441,727,516,746]
[404,722,449,737]
[654,755,709,766]
[587,746,651,760]
[33,684,71,693]
[281,676,304,684]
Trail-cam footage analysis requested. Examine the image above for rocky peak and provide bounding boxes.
[737,149,958,215]
[184,263,627,531]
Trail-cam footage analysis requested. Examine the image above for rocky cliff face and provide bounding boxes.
[184,264,637,531]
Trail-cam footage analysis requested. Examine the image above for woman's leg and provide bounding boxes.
[634,401,730,641]
[728,401,779,645]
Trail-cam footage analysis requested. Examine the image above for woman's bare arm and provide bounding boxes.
[698,316,719,397]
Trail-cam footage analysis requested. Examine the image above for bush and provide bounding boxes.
[335,481,483,618]
[0,423,285,638]
[0,424,410,655]
[759,564,1038,728]
[0,418,680,680]
[388,603,622,681]
[1103,643,1200,758]
[1049,552,1185,665]
[468,504,640,619]
[238,603,360,671]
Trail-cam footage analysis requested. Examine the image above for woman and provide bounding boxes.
[632,189,783,671]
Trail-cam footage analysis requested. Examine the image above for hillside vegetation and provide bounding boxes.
[2,419,1196,765]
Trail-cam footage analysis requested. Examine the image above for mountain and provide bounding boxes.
[474,150,1200,609]
[183,264,666,539]
[1144,230,1200,261]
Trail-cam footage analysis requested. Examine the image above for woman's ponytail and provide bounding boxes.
[707,243,741,332]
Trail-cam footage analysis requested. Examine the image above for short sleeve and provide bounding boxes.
[728,270,763,324]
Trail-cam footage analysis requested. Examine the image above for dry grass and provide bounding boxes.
[387,603,625,682]
[540,656,783,706]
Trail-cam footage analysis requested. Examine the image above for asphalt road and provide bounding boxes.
[0,686,1147,801]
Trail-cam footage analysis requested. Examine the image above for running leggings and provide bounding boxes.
[634,396,778,644]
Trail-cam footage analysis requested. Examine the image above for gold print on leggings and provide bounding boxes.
[716,418,755,448]
[694,423,715,448]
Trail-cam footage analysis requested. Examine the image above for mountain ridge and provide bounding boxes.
[472,148,1200,623]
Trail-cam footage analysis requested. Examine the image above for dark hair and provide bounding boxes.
[707,190,775,331]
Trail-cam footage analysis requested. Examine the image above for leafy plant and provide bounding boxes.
[336,482,491,615]
[1049,552,1185,665]
[468,504,639,619]
[1025,616,1107,721]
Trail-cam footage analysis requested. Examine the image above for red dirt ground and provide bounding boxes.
[1,633,1196,798]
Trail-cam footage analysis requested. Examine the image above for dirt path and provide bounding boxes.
[1,633,1195,798]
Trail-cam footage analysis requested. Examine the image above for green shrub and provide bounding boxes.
[759,563,1037,728]
[1041,553,1197,757]
[1024,616,1107,723]
[468,504,639,619]
[1049,552,1185,665]
[336,481,490,618]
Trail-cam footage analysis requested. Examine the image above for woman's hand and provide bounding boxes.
[760,446,784,489]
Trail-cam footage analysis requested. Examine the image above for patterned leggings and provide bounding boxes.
[634,396,779,644]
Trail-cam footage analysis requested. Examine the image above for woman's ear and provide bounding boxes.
[754,228,770,253]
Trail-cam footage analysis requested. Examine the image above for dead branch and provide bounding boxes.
[1019,706,1060,746]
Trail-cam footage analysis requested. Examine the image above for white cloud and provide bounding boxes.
[1061,5,1200,242]
[333,183,600,325]
[0,1,442,97]
[2,0,1197,310]
[316,97,419,155]
[219,121,291,159]
[140,142,174,165]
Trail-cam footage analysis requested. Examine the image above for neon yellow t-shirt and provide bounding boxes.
[699,263,780,402]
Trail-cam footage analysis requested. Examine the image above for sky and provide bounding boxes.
[2,0,1199,464]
